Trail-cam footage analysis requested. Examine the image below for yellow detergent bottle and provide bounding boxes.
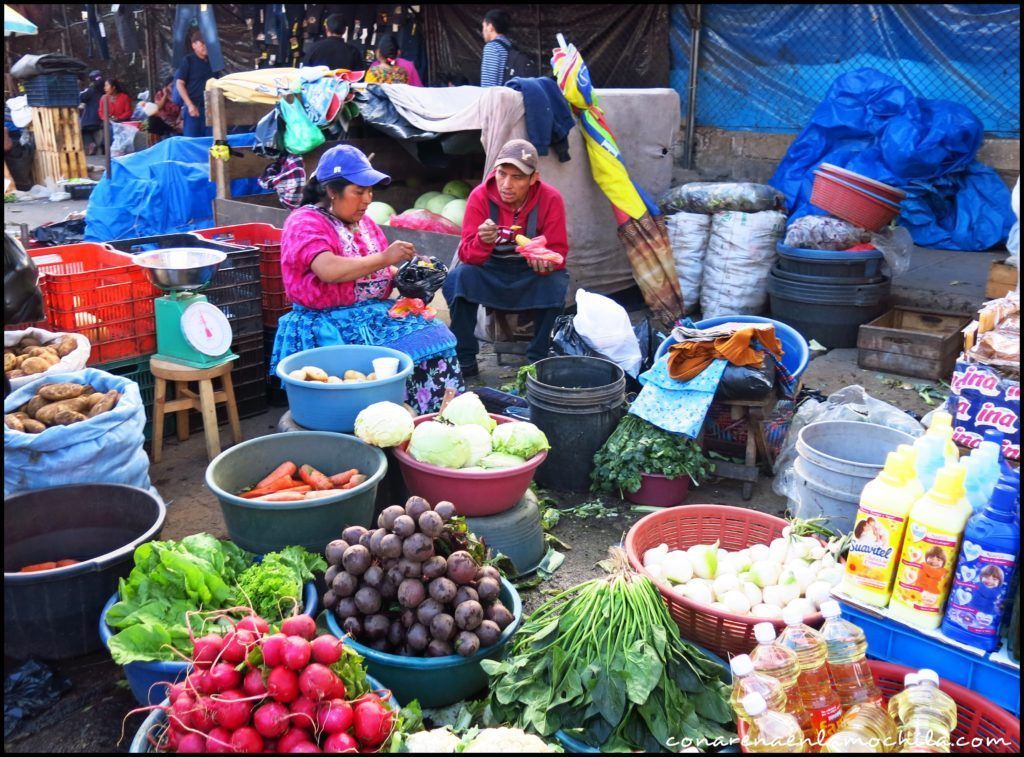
[841,446,923,607]
[922,411,960,464]
[889,466,972,629]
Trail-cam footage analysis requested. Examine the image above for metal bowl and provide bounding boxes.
[133,248,226,292]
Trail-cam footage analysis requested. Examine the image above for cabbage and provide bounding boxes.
[408,421,470,469]
[456,424,493,467]
[479,452,527,469]
[426,193,458,215]
[441,199,467,228]
[439,392,495,431]
[365,202,396,225]
[354,401,414,448]
[490,421,550,459]
[442,180,471,199]
[414,191,442,209]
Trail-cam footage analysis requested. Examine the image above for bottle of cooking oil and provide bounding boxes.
[821,702,899,753]
[888,669,958,753]
[818,600,883,708]
[750,622,814,741]
[730,654,788,723]
[778,606,844,746]
[739,692,806,753]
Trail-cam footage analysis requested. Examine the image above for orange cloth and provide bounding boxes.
[666,325,783,382]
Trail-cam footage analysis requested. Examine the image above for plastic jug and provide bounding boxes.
[962,441,1002,513]
[777,606,843,745]
[983,428,1016,479]
[821,702,899,753]
[730,654,788,723]
[889,466,972,629]
[940,483,1020,652]
[818,600,883,708]
[739,692,806,753]
[841,446,922,607]
[888,669,957,753]
[924,411,960,463]
[750,622,814,741]
[914,435,949,493]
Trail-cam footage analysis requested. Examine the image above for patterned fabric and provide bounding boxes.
[407,353,464,414]
[629,355,727,439]
[258,155,306,209]
[364,62,410,85]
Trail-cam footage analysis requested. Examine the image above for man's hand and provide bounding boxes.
[382,240,416,266]
[477,218,498,246]
[187,103,200,117]
[526,257,554,276]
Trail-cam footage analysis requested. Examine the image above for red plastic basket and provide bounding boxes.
[736,660,1021,753]
[818,163,906,203]
[624,505,826,659]
[810,170,901,232]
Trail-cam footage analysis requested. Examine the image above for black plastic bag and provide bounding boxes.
[355,86,440,142]
[550,315,594,358]
[394,257,448,300]
[717,358,776,401]
[4,231,45,326]
[32,219,86,246]
[4,659,72,738]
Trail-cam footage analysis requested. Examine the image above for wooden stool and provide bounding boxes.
[150,358,242,463]
[487,309,536,366]
[700,392,779,501]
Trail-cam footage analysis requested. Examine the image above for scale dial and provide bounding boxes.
[180,301,233,356]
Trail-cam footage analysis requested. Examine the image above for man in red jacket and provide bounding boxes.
[442,139,569,377]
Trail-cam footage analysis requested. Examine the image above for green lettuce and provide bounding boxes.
[235,546,326,621]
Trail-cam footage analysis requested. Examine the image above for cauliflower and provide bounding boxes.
[462,728,557,752]
[403,728,462,753]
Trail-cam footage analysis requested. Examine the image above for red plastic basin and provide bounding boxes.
[391,413,548,517]
[818,163,906,203]
[624,472,691,507]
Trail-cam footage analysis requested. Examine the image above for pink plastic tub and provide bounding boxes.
[624,473,691,507]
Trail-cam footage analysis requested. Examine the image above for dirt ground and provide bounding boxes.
[3,342,944,753]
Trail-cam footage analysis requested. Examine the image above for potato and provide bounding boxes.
[24,396,48,418]
[18,337,41,349]
[54,335,78,358]
[82,392,107,409]
[88,390,121,417]
[38,349,61,367]
[35,397,93,425]
[344,370,366,381]
[5,414,25,431]
[366,373,377,381]
[7,370,26,379]
[3,353,15,372]
[12,412,30,422]
[303,366,329,382]
[20,357,51,375]
[54,408,88,426]
[21,418,46,434]
[326,376,343,384]
[38,383,88,402]
[288,368,308,381]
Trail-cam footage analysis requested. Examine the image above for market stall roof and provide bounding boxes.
[4,4,36,36]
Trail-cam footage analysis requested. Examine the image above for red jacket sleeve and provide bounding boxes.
[456,186,495,266]
[538,187,569,271]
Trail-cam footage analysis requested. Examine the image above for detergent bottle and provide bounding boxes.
[940,483,1020,652]
[739,693,806,754]
[924,411,960,463]
[841,446,922,607]
[914,435,949,493]
[749,622,814,742]
[888,669,957,753]
[983,429,1016,479]
[777,606,843,746]
[889,466,972,629]
[961,441,1002,513]
[818,600,883,709]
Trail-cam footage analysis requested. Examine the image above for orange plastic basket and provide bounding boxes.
[736,659,1021,752]
[624,504,826,659]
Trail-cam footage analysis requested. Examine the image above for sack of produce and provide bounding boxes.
[701,210,787,319]
[4,328,91,392]
[658,182,786,216]
[783,215,871,251]
[4,367,150,496]
[389,209,461,236]
[666,212,712,314]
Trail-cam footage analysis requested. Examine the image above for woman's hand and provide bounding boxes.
[382,240,416,266]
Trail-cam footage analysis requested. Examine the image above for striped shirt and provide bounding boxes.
[480,36,510,87]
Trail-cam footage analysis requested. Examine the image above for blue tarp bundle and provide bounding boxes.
[84,134,268,242]
[769,69,1014,251]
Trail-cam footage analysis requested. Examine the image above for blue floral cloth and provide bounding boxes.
[629,356,727,438]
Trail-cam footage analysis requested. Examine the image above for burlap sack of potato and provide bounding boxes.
[4,328,91,392]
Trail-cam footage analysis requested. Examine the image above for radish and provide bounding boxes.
[317,699,354,734]
[267,666,300,703]
[193,633,225,671]
[310,635,343,666]
[169,693,195,731]
[288,742,323,753]
[207,662,242,692]
[205,727,233,753]
[221,629,256,664]
[253,701,291,739]
[289,696,318,731]
[323,731,359,753]
[281,614,317,640]
[164,726,183,751]
[264,739,279,753]
[192,696,217,733]
[330,677,346,701]
[212,689,251,731]
[283,636,312,670]
[278,729,311,752]
[261,633,289,667]
[230,726,264,753]
[235,615,270,636]
[168,681,186,704]
[353,699,393,747]
[193,670,217,696]
[177,732,207,753]
[298,663,340,702]
[243,668,268,698]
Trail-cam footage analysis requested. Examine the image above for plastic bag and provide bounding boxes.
[573,289,642,377]
[871,225,914,276]
[659,182,786,215]
[32,219,86,246]
[4,659,72,738]
[394,257,448,301]
[784,216,871,251]
[666,212,711,314]
[389,209,461,235]
[4,328,91,392]
[4,368,152,496]
[551,315,592,358]
[701,210,787,319]
[280,94,325,155]
[3,231,44,327]
[772,385,924,503]
[110,121,139,157]
[252,107,283,158]
[717,359,775,401]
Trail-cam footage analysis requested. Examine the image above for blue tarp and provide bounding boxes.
[769,69,1014,251]
[84,134,268,242]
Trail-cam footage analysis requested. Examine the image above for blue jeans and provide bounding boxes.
[182,106,210,137]
[172,5,225,72]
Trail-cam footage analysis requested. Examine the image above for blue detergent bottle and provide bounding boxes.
[940,483,1020,652]
[962,442,1002,513]
[983,429,1017,479]
[914,435,948,492]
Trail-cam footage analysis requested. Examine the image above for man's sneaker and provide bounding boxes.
[459,362,480,378]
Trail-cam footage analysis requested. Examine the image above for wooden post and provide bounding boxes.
[208,88,231,200]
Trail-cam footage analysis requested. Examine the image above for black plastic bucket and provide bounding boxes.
[526,356,626,492]
[4,484,167,660]
[776,242,884,279]
[767,270,891,348]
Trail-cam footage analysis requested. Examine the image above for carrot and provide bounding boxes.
[19,562,58,573]
[239,474,301,499]
[56,559,80,567]
[299,464,333,491]
[345,474,369,489]
[252,491,307,502]
[256,461,297,489]
[329,469,359,488]
[280,484,312,493]
[304,490,341,499]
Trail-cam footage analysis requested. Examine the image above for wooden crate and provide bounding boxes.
[30,107,84,153]
[857,307,972,380]
[33,148,88,184]
[987,260,1018,299]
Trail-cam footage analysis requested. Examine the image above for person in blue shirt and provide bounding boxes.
[79,70,105,155]
[175,31,217,138]
[479,9,511,87]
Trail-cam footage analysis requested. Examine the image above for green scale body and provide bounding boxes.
[153,293,237,369]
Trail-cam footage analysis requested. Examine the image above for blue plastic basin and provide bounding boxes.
[654,315,810,380]
[99,581,319,706]
[277,345,413,433]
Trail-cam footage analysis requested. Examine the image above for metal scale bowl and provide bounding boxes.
[134,248,237,369]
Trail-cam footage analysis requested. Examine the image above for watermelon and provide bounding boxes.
[426,193,458,215]
[442,180,472,200]
[441,199,468,228]
[365,201,396,225]
[414,191,442,209]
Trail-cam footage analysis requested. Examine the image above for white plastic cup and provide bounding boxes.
[372,357,400,379]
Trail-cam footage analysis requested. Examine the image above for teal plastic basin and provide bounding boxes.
[205,431,387,553]
[326,578,522,708]
[277,345,413,433]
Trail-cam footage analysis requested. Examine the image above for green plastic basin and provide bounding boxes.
[205,432,387,554]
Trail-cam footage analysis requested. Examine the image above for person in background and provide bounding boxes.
[79,69,105,155]
[175,30,217,137]
[147,76,183,140]
[443,138,570,377]
[304,12,363,71]
[99,78,133,123]
[479,9,511,87]
[443,72,471,87]
[363,34,413,85]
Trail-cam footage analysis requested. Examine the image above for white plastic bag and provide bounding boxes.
[701,210,787,319]
[110,121,139,157]
[4,328,92,392]
[666,212,711,315]
[573,289,642,376]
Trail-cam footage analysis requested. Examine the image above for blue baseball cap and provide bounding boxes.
[315,144,391,187]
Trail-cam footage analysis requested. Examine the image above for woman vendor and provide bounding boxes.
[271,144,464,413]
